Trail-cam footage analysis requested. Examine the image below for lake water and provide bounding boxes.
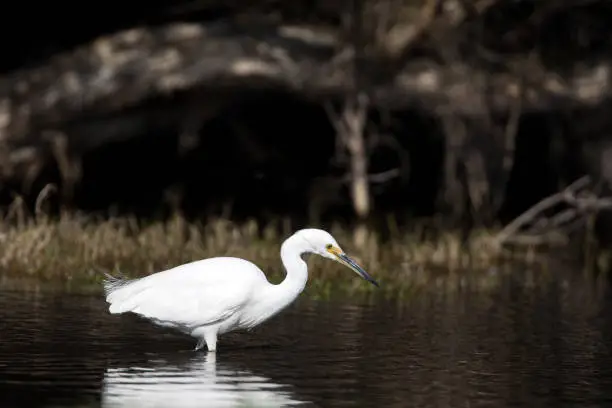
[2,271,612,407]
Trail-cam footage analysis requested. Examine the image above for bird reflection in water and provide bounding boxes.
[101,352,308,407]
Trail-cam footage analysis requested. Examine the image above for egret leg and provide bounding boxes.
[204,329,218,352]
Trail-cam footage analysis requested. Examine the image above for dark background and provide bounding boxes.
[0,0,611,238]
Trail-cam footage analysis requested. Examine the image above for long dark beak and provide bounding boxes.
[337,253,379,287]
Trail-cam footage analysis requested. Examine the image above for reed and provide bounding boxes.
[0,196,542,298]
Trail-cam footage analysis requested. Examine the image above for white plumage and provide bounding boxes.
[103,228,378,352]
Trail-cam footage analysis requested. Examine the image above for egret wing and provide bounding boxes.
[104,258,261,330]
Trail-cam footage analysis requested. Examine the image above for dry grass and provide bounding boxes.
[0,205,534,297]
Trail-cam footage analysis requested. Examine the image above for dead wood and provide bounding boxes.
[495,176,612,247]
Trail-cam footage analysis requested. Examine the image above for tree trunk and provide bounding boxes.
[327,92,371,247]
[343,94,371,220]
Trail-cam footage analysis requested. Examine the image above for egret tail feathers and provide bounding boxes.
[101,271,147,314]
[102,272,132,294]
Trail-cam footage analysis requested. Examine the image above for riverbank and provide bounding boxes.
[0,210,568,298]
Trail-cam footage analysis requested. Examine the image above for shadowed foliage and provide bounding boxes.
[1,0,612,286]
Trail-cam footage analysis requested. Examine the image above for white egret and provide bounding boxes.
[102,228,378,352]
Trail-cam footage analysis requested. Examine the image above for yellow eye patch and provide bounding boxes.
[326,244,342,256]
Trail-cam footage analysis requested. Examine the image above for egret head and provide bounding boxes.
[295,229,379,287]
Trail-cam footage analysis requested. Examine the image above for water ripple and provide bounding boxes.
[2,278,612,408]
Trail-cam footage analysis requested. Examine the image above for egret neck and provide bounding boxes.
[256,234,309,323]
[278,234,309,295]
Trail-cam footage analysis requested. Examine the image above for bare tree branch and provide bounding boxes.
[495,176,612,247]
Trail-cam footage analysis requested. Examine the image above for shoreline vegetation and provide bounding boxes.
[0,211,503,291]
[2,175,611,299]
[0,203,605,300]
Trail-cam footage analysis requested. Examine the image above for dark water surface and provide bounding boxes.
[2,272,612,408]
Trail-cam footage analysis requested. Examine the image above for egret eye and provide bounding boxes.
[325,244,333,250]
